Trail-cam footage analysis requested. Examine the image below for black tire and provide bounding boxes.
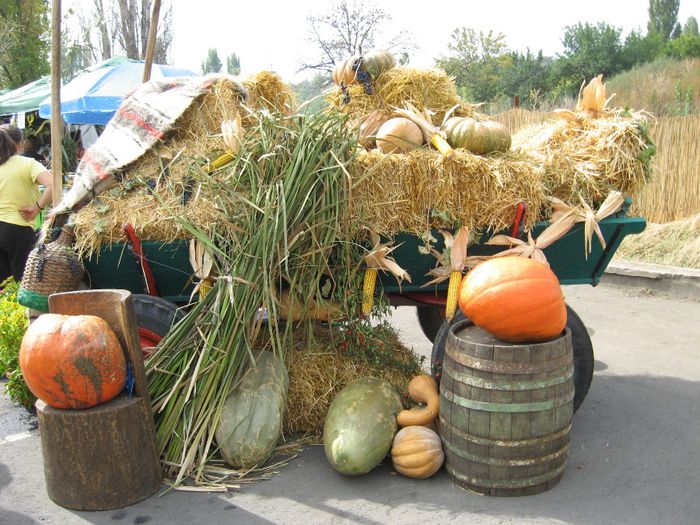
[430,304,594,412]
[132,294,184,341]
[416,306,446,344]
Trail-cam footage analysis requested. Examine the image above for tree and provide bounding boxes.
[0,0,50,89]
[500,50,552,109]
[70,0,173,64]
[620,30,664,69]
[552,22,624,96]
[436,28,510,103]
[201,49,222,74]
[684,16,699,37]
[302,0,414,73]
[647,0,680,41]
[226,53,241,75]
[671,22,682,39]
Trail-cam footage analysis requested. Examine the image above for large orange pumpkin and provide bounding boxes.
[457,256,566,343]
[19,314,127,409]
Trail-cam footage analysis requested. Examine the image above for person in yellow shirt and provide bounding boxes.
[0,124,53,283]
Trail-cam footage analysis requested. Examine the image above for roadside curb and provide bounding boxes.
[602,260,700,300]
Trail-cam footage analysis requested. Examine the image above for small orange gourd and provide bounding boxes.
[457,256,567,343]
[391,425,444,479]
[19,314,127,409]
[332,56,360,86]
[397,374,439,427]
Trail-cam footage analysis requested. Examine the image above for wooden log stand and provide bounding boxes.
[36,290,161,511]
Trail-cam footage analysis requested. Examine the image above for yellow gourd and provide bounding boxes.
[332,56,360,86]
[391,425,444,479]
[396,374,439,427]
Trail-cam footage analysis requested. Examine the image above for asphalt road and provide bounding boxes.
[1,282,699,525]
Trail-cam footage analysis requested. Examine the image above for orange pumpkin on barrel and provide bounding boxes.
[19,314,127,409]
[457,256,566,343]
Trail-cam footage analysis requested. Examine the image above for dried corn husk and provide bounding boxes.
[551,190,625,257]
[364,230,411,286]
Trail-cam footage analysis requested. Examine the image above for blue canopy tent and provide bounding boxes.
[39,61,197,125]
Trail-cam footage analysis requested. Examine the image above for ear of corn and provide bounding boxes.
[430,134,454,158]
[362,268,378,315]
[207,151,236,172]
[445,271,462,320]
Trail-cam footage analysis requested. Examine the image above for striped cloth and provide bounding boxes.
[53,76,216,215]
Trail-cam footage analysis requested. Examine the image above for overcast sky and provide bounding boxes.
[69,0,697,82]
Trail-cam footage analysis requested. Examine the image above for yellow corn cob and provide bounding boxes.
[198,278,212,301]
[362,268,378,315]
[445,271,462,320]
[207,151,236,173]
[430,134,454,158]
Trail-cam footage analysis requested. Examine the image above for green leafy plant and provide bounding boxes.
[0,278,35,408]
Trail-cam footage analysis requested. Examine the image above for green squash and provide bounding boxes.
[215,351,288,469]
[444,116,511,155]
[323,377,404,475]
[361,50,396,80]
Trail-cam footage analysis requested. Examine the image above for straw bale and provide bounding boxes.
[283,325,421,435]
[349,148,546,235]
[513,111,654,208]
[243,70,296,114]
[327,67,476,124]
[73,73,295,256]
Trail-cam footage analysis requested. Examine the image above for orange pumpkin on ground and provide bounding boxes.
[391,425,444,479]
[20,314,127,409]
[457,256,567,343]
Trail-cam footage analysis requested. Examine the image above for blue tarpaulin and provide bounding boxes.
[39,61,197,125]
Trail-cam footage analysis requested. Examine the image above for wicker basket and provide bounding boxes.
[18,226,85,313]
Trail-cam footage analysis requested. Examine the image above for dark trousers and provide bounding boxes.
[0,221,37,283]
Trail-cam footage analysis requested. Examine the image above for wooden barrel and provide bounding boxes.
[439,320,574,496]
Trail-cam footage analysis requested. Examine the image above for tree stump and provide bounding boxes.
[36,290,161,510]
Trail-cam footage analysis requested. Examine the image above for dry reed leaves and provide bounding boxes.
[513,110,654,207]
[350,148,546,235]
[283,325,421,435]
[616,213,700,269]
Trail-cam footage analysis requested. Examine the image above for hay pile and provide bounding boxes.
[283,324,422,435]
[513,110,655,208]
[73,73,295,257]
[327,67,476,124]
[351,148,546,235]
[615,213,700,269]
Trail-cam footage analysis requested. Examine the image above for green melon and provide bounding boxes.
[323,377,404,475]
[215,351,288,469]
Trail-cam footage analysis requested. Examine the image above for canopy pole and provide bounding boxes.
[50,0,63,206]
[142,0,162,82]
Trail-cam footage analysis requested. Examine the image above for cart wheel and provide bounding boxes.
[430,304,594,412]
[132,295,184,356]
[416,306,446,344]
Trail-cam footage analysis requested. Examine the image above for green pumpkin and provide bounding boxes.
[323,377,403,476]
[443,116,511,155]
[361,50,396,80]
[215,351,288,469]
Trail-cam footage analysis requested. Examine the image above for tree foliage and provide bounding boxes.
[226,53,241,75]
[201,48,222,74]
[647,0,680,41]
[684,16,699,37]
[436,28,509,103]
[0,0,50,89]
[302,0,413,72]
[552,22,624,95]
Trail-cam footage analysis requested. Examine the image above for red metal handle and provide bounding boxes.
[123,224,159,297]
[511,202,527,238]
